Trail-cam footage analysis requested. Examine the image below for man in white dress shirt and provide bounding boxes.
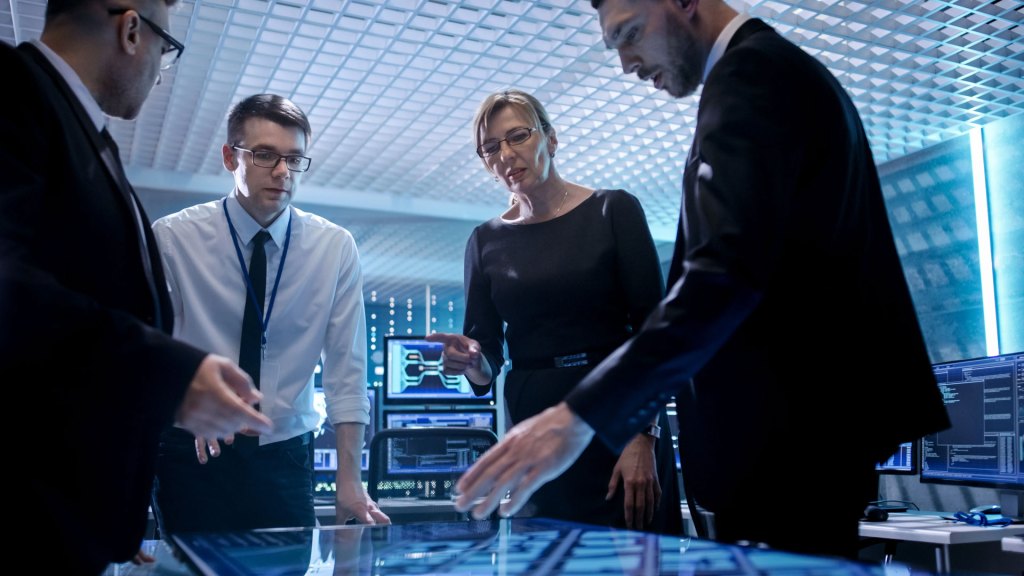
[151,93,390,532]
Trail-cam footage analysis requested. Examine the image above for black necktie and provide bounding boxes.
[235,231,270,454]
[239,230,271,390]
[100,127,162,328]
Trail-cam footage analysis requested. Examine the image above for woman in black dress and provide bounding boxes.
[429,89,681,534]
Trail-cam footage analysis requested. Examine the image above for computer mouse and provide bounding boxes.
[969,504,1001,515]
[862,505,889,522]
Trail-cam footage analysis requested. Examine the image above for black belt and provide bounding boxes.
[512,347,617,370]
[163,427,311,451]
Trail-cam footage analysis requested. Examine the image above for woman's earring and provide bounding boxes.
[494,175,499,182]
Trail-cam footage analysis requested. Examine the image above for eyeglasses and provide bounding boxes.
[108,8,185,70]
[233,147,312,173]
[477,127,536,158]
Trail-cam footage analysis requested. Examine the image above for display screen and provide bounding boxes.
[382,335,494,404]
[920,352,1023,489]
[381,432,495,476]
[384,409,497,433]
[313,387,375,474]
[876,441,917,474]
[171,518,921,576]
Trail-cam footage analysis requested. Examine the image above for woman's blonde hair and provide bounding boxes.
[472,89,554,159]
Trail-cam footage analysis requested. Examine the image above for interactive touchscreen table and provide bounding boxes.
[170,518,934,575]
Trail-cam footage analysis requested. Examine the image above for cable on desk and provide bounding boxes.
[870,499,920,511]
[944,511,1013,527]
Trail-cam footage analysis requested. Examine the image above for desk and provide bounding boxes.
[167,518,935,575]
[858,512,1024,573]
[316,498,467,523]
[1003,535,1024,554]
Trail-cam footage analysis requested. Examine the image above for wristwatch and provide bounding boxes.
[643,423,661,439]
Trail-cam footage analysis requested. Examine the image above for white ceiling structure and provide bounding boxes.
[3,0,1022,303]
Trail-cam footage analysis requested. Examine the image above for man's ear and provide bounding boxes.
[114,11,144,56]
[223,144,238,171]
[673,0,699,19]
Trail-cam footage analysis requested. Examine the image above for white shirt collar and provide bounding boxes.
[227,191,292,247]
[703,11,752,83]
[30,39,109,133]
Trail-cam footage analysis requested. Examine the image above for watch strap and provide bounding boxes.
[643,423,661,439]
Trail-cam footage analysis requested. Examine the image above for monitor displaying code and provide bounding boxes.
[314,387,375,472]
[920,352,1023,489]
[385,410,497,433]
[876,441,916,474]
[384,434,495,475]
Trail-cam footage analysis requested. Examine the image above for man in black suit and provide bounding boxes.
[453,0,950,560]
[0,1,272,573]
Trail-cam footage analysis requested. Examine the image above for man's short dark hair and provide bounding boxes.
[227,93,313,147]
[46,0,179,19]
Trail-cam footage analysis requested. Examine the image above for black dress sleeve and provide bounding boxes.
[607,190,666,327]
[462,225,504,394]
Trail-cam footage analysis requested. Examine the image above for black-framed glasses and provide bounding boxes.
[108,8,184,70]
[233,147,312,173]
[477,127,536,158]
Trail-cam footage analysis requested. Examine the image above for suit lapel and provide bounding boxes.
[19,43,167,331]
[19,45,133,205]
[669,19,772,287]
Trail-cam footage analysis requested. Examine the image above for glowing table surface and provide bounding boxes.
[160,517,937,575]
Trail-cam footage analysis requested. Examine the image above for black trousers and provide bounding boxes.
[152,427,315,534]
[704,457,878,560]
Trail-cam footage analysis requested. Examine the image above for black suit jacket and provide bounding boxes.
[566,19,949,510]
[0,42,206,573]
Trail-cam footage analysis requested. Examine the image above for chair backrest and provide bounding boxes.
[367,426,498,501]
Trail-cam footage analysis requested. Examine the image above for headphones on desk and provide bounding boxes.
[862,505,889,522]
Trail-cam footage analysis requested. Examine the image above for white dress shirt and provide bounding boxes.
[703,11,752,83]
[153,193,369,445]
[29,39,105,132]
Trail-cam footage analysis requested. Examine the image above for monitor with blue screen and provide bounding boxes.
[876,441,917,474]
[383,433,495,476]
[313,387,375,475]
[384,409,497,434]
[383,335,495,405]
[920,352,1023,489]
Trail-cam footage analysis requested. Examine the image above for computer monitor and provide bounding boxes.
[382,335,495,405]
[313,387,376,474]
[920,352,1023,489]
[381,433,496,477]
[875,441,917,474]
[384,409,498,434]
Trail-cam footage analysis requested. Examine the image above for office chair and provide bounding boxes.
[367,427,498,502]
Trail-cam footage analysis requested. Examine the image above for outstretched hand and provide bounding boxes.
[175,354,273,440]
[453,402,593,519]
[425,332,491,385]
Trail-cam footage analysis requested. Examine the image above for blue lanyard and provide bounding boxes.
[223,198,291,357]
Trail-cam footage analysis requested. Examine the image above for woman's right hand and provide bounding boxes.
[425,333,492,385]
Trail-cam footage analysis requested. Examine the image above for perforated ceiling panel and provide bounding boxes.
[3,0,1022,300]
